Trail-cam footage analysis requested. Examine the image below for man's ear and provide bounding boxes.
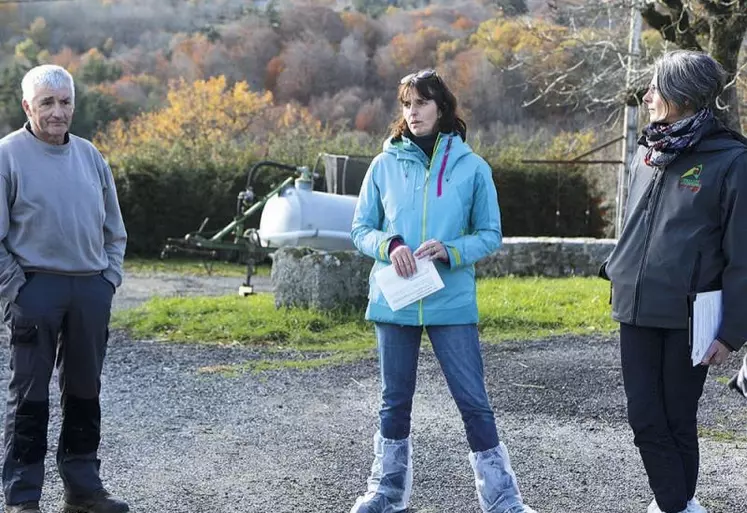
[21,98,31,118]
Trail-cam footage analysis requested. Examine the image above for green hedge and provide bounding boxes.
[114,162,244,256]
[113,155,608,256]
[491,163,608,238]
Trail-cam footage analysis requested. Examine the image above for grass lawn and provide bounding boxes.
[113,277,617,372]
[124,257,271,277]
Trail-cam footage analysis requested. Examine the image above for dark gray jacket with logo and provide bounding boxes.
[603,117,747,352]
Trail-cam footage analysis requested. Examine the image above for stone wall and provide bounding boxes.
[475,237,616,278]
[271,237,616,310]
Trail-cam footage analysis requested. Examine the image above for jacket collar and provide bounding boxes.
[383,132,472,173]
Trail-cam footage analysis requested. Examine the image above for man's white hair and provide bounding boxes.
[21,65,75,103]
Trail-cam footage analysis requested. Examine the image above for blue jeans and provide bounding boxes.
[376,322,499,452]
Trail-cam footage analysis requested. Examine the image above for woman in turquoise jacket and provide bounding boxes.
[349,70,536,513]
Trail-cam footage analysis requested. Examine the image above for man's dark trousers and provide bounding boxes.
[3,272,114,505]
[619,323,708,513]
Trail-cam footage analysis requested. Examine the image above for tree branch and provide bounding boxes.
[640,2,703,51]
[640,4,677,41]
[695,0,735,17]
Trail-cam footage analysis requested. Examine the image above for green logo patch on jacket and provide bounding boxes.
[679,164,703,192]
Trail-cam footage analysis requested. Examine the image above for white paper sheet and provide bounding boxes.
[374,258,445,311]
[691,290,722,367]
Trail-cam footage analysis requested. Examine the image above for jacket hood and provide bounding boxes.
[695,117,747,152]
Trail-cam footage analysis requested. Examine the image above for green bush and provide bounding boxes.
[490,162,608,238]
[113,159,246,256]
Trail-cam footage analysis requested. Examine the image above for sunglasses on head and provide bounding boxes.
[400,69,439,84]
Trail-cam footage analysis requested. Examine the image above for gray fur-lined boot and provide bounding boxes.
[469,442,537,513]
[349,431,413,513]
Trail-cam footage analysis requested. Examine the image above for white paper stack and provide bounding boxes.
[690,290,722,366]
[374,259,445,311]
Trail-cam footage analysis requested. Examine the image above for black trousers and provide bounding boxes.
[620,323,708,513]
[3,272,114,505]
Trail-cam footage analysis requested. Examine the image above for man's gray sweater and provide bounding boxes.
[0,125,127,302]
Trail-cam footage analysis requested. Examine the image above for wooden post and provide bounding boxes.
[616,5,642,238]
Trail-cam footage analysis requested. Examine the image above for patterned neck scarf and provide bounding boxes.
[642,108,712,168]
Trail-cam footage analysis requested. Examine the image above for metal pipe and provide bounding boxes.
[210,176,295,242]
[570,136,625,162]
[246,160,298,189]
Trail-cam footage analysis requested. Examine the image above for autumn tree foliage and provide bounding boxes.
[95,75,321,166]
[470,13,625,114]
[0,0,631,142]
[375,26,453,86]
[4,0,747,142]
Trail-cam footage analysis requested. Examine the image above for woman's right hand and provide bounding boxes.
[390,245,417,278]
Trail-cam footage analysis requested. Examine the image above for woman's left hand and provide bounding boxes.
[701,339,731,366]
[414,239,448,261]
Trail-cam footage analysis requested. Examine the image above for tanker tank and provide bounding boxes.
[257,178,359,251]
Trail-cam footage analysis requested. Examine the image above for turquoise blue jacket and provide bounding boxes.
[351,133,502,325]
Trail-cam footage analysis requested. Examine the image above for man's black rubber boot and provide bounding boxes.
[62,489,129,513]
[4,502,41,513]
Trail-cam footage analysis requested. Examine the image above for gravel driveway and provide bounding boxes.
[0,273,744,513]
[111,272,272,311]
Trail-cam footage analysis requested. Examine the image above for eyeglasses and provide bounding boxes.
[400,69,439,85]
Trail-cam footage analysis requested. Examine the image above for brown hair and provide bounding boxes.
[389,70,467,140]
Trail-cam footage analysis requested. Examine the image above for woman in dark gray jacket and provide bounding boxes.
[602,50,747,513]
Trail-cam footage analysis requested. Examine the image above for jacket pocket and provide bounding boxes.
[10,317,38,345]
[15,272,37,301]
[99,273,116,295]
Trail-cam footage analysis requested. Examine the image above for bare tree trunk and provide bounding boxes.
[715,67,741,132]
[709,17,747,132]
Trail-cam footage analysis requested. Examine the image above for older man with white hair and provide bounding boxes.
[0,65,127,513]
